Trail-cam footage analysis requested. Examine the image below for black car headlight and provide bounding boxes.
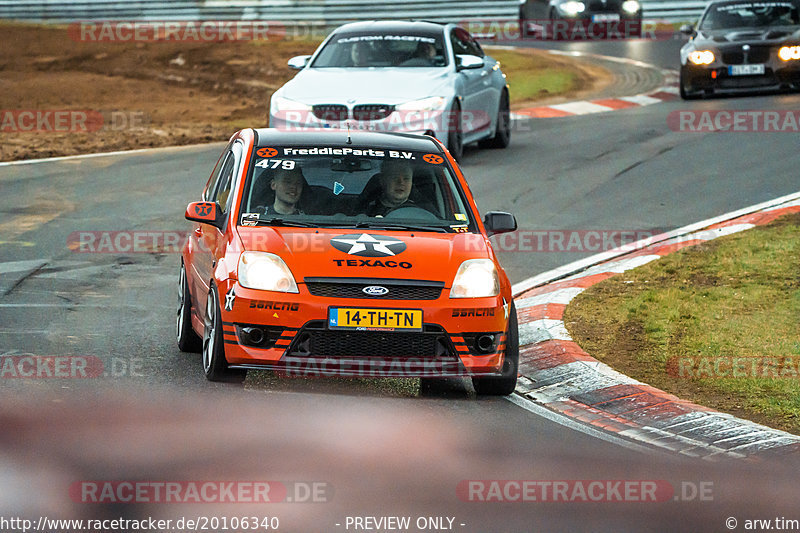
[779,46,800,61]
[688,50,715,65]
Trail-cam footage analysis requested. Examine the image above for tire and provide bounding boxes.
[446,101,464,162]
[479,90,511,149]
[679,69,700,100]
[177,262,202,352]
[203,284,247,383]
[472,301,519,396]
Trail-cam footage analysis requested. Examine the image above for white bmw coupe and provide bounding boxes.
[269,20,511,160]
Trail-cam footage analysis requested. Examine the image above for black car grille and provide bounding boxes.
[353,104,395,121]
[312,104,348,121]
[287,322,454,358]
[721,46,771,65]
[304,278,444,300]
[585,0,622,12]
[718,74,777,89]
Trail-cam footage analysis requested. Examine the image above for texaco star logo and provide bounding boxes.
[224,287,235,311]
[330,233,407,257]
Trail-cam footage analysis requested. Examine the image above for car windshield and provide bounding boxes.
[311,33,448,68]
[699,0,800,29]
[240,145,475,233]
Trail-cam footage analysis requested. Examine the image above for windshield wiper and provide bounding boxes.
[254,218,319,228]
[349,221,449,233]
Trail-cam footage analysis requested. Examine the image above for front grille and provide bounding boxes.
[718,74,776,88]
[312,104,348,121]
[721,46,771,65]
[305,278,444,300]
[585,0,621,12]
[287,322,454,358]
[353,104,395,121]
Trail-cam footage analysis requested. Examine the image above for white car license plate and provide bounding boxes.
[592,13,620,22]
[728,64,765,76]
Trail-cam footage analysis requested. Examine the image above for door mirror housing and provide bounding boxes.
[185,201,225,229]
[484,211,517,236]
[456,54,484,70]
[288,55,311,70]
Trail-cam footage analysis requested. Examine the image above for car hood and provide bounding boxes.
[695,26,800,44]
[236,226,490,285]
[278,67,452,104]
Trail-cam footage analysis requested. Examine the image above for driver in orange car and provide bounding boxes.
[364,159,415,217]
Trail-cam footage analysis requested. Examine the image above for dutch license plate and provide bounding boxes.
[592,13,620,22]
[328,307,423,331]
[729,64,765,76]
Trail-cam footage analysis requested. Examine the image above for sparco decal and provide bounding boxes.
[452,308,496,317]
[249,301,300,311]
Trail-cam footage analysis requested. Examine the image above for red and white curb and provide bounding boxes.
[511,50,679,120]
[510,191,800,460]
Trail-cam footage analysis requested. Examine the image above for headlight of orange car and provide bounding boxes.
[238,252,298,293]
[450,259,500,298]
[779,46,800,61]
[688,50,715,65]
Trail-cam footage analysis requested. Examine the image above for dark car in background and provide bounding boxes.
[519,0,643,38]
[679,0,800,98]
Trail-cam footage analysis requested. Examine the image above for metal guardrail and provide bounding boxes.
[0,0,518,24]
[0,0,706,25]
[640,0,706,23]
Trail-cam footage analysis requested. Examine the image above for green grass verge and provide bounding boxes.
[563,212,800,434]
[487,49,580,103]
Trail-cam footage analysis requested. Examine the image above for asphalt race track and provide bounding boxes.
[2,38,800,531]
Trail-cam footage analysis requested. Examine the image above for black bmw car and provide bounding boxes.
[680,0,800,99]
[519,0,643,39]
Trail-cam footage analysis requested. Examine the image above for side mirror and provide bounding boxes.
[456,54,484,71]
[484,211,517,236]
[679,24,695,36]
[288,55,311,70]
[185,201,224,229]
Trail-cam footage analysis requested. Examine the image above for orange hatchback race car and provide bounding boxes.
[177,128,519,394]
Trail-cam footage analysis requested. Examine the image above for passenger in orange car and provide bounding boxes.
[364,160,414,217]
[265,167,305,215]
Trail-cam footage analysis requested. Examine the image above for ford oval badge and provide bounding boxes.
[363,286,389,296]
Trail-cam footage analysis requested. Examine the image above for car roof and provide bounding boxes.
[330,20,449,36]
[252,128,445,153]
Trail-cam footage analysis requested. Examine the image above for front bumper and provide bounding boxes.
[218,280,510,378]
[681,61,800,96]
[269,108,453,144]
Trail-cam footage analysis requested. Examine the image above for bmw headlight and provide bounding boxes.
[621,0,640,13]
[560,1,586,16]
[395,96,447,112]
[270,95,312,114]
[238,252,298,293]
[779,46,800,61]
[450,259,500,299]
[688,50,715,65]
